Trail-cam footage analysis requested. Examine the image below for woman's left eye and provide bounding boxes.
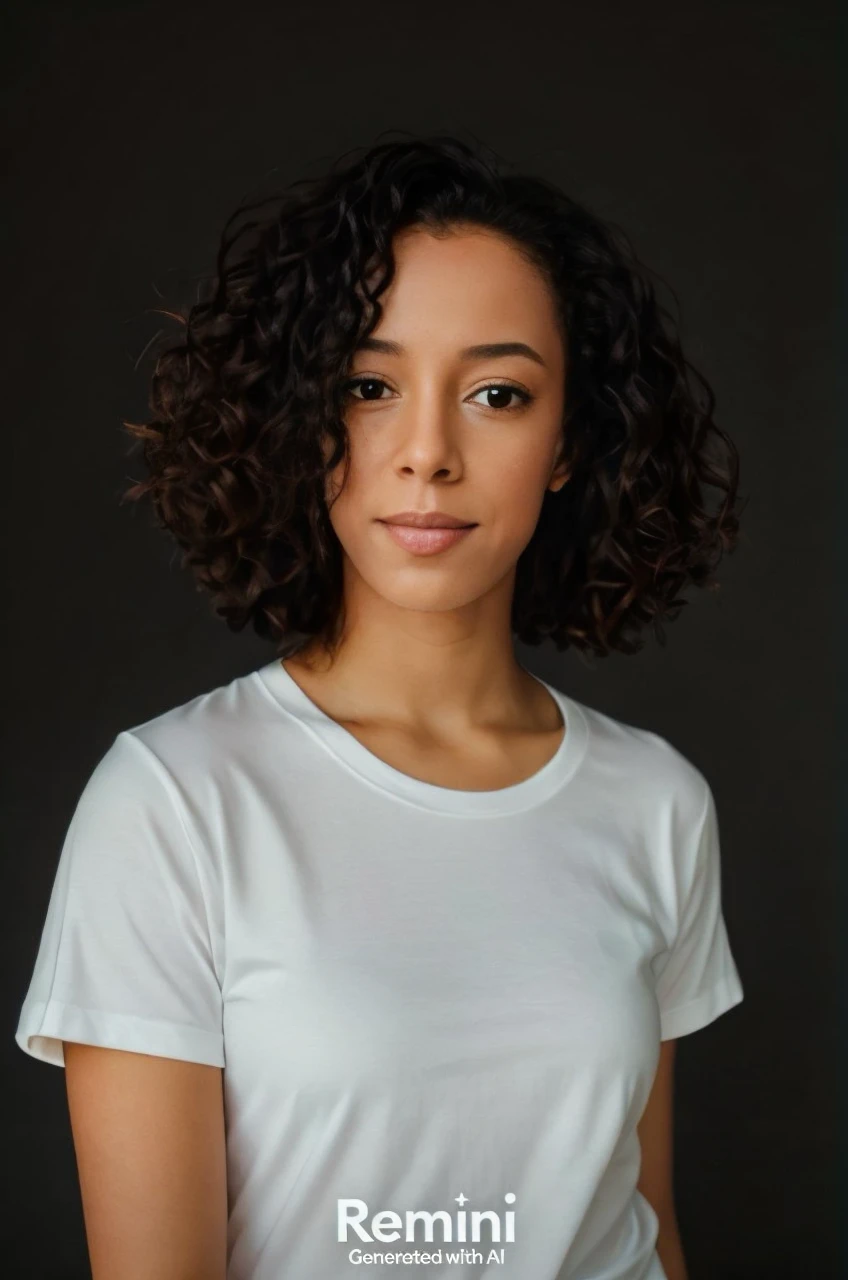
[469,384,533,412]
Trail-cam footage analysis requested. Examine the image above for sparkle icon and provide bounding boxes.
[455,1192,468,1206]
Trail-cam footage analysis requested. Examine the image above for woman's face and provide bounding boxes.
[325,224,569,618]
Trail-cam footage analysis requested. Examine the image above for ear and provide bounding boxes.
[547,463,571,494]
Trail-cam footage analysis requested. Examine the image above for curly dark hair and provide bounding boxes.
[122,130,744,666]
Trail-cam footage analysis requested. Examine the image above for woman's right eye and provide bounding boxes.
[343,376,392,401]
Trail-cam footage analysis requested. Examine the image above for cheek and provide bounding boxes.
[324,458,369,555]
[323,428,387,538]
[484,454,552,544]
[324,463,345,511]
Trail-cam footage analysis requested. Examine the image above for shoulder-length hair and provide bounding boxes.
[123,132,744,664]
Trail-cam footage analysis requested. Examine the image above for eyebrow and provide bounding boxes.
[354,337,547,368]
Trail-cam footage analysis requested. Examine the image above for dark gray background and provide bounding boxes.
[2,1,838,1276]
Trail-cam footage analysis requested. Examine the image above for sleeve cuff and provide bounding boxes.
[659,972,744,1041]
[15,998,225,1068]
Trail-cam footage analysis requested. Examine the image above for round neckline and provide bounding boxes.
[255,657,589,816]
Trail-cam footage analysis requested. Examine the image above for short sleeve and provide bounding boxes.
[15,730,225,1068]
[653,780,744,1040]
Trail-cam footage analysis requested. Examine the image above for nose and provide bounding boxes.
[392,394,464,482]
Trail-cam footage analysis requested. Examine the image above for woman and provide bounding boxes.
[16,133,745,1280]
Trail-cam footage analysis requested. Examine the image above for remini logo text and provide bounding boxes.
[337,1193,517,1268]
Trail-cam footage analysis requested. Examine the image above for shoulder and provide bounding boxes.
[71,662,296,836]
[564,690,710,828]
[62,663,295,887]
[112,661,289,779]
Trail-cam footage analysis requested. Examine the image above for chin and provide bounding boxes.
[359,570,499,615]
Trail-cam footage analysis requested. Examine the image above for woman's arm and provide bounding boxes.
[637,1039,689,1280]
[63,1042,228,1280]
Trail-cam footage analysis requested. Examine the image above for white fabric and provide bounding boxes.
[16,658,744,1279]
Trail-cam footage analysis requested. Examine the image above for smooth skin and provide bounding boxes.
[64,222,685,1278]
[63,1044,227,1280]
[637,1039,688,1280]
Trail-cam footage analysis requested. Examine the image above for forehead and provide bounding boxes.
[369,226,563,358]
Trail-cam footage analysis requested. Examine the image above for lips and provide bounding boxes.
[377,520,477,556]
[379,511,476,529]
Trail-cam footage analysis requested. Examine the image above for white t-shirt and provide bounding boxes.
[16,658,744,1279]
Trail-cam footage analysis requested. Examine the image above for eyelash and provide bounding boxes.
[341,376,534,414]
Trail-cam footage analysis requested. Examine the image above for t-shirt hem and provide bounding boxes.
[15,997,225,1068]
[659,973,744,1041]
